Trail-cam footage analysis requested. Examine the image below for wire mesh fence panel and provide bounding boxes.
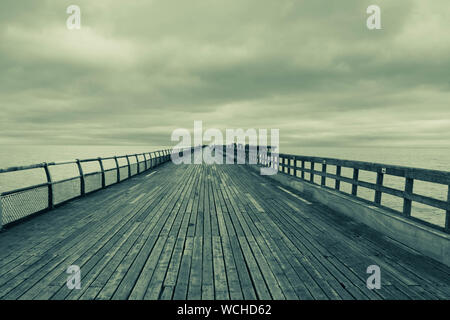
[105,169,118,186]
[119,167,129,181]
[1,186,48,224]
[136,161,141,173]
[130,163,138,176]
[85,173,102,194]
[136,155,145,172]
[53,179,81,205]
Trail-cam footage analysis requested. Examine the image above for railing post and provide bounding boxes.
[114,156,120,182]
[374,170,384,205]
[76,159,85,196]
[135,154,139,173]
[301,160,305,180]
[43,163,54,209]
[445,185,450,232]
[126,155,131,177]
[310,162,315,183]
[351,168,359,196]
[321,160,327,186]
[288,157,292,175]
[292,156,297,177]
[98,158,105,188]
[403,177,414,217]
[335,165,341,190]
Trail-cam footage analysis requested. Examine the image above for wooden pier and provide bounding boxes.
[0,148,449,300]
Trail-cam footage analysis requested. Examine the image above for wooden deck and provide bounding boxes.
[0,159,449,300]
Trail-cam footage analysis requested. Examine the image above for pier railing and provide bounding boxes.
[250,149,450,233]
[2,144,449,234]
[0,147,197,228]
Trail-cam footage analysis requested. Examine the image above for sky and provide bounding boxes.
[1,0,449,149]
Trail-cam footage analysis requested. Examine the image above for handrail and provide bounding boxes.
[216,144,450,233]
[245,147,450,233]
[0,146,200,228]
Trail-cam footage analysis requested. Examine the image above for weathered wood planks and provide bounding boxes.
[0,159,449,300]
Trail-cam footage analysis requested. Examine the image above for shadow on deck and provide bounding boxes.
[0,160,449,300]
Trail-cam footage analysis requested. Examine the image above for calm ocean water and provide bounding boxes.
[0,145,449,227]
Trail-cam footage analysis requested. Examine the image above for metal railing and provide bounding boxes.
[0,147,197,228]
[248,149,450,233]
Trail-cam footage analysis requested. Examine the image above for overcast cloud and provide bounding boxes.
[1,0,449,149]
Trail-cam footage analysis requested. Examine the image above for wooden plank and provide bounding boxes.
[187,236,203,299]
[173,237,193,299]
[403,177,414,216]
[212,236,229,299]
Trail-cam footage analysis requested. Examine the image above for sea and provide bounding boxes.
[0,145,448,227]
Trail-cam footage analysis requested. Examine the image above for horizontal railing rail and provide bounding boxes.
[0,146,199,228]
[241,147,449,233]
